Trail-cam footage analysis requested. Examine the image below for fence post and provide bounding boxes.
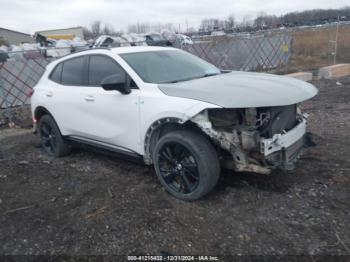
[333,16,340,65]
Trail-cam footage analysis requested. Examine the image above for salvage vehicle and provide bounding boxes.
[144,32,172,47]
[31,46,318,200]
[93,35,131,48]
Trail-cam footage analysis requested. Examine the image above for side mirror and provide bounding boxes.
[101,74,131,94]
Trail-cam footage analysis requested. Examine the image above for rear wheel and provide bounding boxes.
[153,130,220,200]
[38,115,71,157]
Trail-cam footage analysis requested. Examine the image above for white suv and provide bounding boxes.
[31,46,317,200]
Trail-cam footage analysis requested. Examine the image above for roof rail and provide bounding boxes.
[45,46,111,64]
[71,46,111,55]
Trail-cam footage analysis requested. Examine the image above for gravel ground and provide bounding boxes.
[0,77,349,260]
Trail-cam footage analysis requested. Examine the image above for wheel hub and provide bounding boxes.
[175,163,182,171]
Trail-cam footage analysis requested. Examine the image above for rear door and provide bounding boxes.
[45,55,88,136]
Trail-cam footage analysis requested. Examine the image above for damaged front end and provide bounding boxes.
[191,105,311,174]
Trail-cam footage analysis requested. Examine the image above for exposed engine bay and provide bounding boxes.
[191,105,307,174]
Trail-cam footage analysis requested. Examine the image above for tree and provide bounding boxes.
[82,26,93,40]
[102,24,116,35]
[241,15,254,27]
[225,14,235,30]
[254,12,279,29]
[128,23,151,33]
[91,21,102,38]
[200,18,224,32]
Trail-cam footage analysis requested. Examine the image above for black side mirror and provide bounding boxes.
[101,74,131,94]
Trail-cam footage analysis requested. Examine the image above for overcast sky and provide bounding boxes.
[0,0,349,34]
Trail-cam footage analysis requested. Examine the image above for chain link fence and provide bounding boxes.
[0,50,53,126]
[183,31,292,71]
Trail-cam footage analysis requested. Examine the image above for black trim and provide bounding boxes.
[49,54,88,86]
[66,136,142,159]
[48,63,63,84]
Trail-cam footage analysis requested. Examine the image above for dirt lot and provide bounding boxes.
[0,77,350,259]
[290,25,350,72]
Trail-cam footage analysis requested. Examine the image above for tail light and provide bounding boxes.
[28,89,34,97]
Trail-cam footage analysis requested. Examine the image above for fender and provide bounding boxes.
[143,117,183,164]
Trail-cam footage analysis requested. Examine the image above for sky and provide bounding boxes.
[0,0,349,34]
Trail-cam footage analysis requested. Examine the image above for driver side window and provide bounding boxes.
[88,55,126,86]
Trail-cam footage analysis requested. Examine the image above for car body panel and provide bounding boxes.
[137,84,220,154]
[158,71,318,108]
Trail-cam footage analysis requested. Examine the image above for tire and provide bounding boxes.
[153,130,220,200]
[38,115,71,157]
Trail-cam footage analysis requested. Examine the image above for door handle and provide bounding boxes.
[84,95,95,102]
[46,91,53,97]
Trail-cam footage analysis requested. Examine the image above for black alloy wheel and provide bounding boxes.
[157,142,200,194]
[40,121,57,155]
[38,115,71,157]
[153,130,220,200]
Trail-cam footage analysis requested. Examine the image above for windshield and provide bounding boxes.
[120,50,221,84]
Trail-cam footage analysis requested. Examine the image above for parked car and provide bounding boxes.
[31,46,317,200]
[144,32,172,46]
[44,40,72,58]
[93,35,131,48]
[176,34,194,46]
[0,50,9,63]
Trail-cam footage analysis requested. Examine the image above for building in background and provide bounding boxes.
[34,27,84,41]
[0,28,35,45]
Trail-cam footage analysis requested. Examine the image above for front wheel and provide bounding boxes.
[153,130,220,200]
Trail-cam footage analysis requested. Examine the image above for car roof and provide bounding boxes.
[46,46,178,69]
[110,46,174,54]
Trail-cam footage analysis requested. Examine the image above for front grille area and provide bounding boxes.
[258,104,297,138]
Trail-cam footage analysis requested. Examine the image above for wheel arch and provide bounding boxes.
[143,116,214,165]
[34,106,53,122]
[34,106,63,135]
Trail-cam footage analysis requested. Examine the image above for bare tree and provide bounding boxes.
[91,21,102,38]
[225,14,235,30]
[82,26,93,40]
[102,24,116,35]
[241,15,254,27]
[128,23,151,33]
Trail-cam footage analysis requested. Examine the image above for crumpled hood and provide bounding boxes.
[158,71,318,108]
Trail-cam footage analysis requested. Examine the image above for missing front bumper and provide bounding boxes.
[260,118,307,156]
[265,135,305,170]
[192,110,310,174]
[261,118,307,170]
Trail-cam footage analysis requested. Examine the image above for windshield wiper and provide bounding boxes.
[203,72,220,77]
[166,72,220,84]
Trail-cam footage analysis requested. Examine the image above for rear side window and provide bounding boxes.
[88,55,125,86]
[61,56,85,85]
[49,63,62,83]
